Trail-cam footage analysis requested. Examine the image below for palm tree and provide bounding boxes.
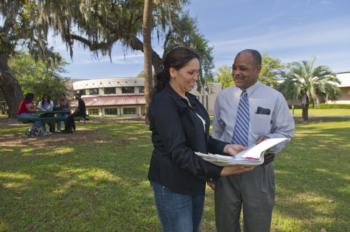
[279,59,340,121]
[215,65,233,88]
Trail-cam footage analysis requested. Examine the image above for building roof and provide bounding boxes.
[337,72,350,87]
[71,95,145,107]
[73,77,144,90]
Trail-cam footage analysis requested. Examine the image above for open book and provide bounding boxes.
[195,138,288,166]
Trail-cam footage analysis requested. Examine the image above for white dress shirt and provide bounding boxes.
[212,81,295,153]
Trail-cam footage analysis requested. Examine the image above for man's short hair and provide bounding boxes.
[237,49,262,66]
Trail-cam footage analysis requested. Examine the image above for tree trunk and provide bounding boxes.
[143,0,153,122]
[0,54,23,118]
[301,104,309,121]
[301,94,309,121]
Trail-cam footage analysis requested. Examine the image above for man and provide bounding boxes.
[212,49,295,232]
[72,93,86,118]
[64,93,86,133]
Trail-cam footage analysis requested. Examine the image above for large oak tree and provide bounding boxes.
[0,0,56,117]
[38,0,212,105]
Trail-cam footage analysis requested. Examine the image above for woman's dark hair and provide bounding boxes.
[75,92,81,98]
[41,94,51,105]
[154,47,200,93]
[24,93,34,101]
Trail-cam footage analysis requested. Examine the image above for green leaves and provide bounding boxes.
[259,54,284,88]
[8,52,69,102]
[215,65,233,88]
[280,59,340,105]
[278,58,340,120]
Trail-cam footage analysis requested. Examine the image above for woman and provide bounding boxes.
[37,94,54,112]
[148,47,253,232]
[37,94,54,132]
[16,93,43,131]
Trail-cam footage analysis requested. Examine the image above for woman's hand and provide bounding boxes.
[220,165,255,176]
[223,144,245,156]
[206,179,216,190]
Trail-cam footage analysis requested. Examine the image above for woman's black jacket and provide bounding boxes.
[148,85,226,196]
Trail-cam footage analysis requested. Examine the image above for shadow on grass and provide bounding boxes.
[1,119,349,231]
[0,121,159,231]
[272,121,350,231]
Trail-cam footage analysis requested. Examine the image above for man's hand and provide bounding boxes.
[223,144,245,156]
[256,135,269,144]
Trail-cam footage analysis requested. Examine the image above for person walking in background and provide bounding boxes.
[212,49,295,232]
[148,47,254,232]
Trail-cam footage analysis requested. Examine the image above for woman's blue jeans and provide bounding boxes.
[150,181,205,232]
[19,113,42,128]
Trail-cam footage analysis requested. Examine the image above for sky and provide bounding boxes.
[49,0,350,80]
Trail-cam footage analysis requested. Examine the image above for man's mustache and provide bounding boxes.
[234,76,245,81]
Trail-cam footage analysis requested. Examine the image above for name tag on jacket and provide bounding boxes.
[256,106,271,115]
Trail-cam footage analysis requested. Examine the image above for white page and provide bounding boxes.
[195,138,288,166]
[240,138,288,159]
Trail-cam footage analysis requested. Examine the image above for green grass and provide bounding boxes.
[292,108,350,117]
[1,118,350,232]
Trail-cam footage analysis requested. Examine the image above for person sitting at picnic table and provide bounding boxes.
[55,94,70,132]
[37,94,54,112]
[64,93,86,133]
[16,93,43,132]
[37,94,55,132]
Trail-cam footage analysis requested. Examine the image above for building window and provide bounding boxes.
[104,87,116,94]
[88,108,99,115]
[105,108,119,115]
[122,107,137,115]
[139,86,144,94]
[78,90,86,96]
[89,88,99,95]
[121,87,135,94]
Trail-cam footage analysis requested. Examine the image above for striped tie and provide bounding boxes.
[232,90,249,146]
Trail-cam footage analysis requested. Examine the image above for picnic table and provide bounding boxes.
[17,111,70,124]
[17,111,89,131]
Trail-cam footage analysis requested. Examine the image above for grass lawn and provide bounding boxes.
[1,118,349,232]
[292,108,350,117]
